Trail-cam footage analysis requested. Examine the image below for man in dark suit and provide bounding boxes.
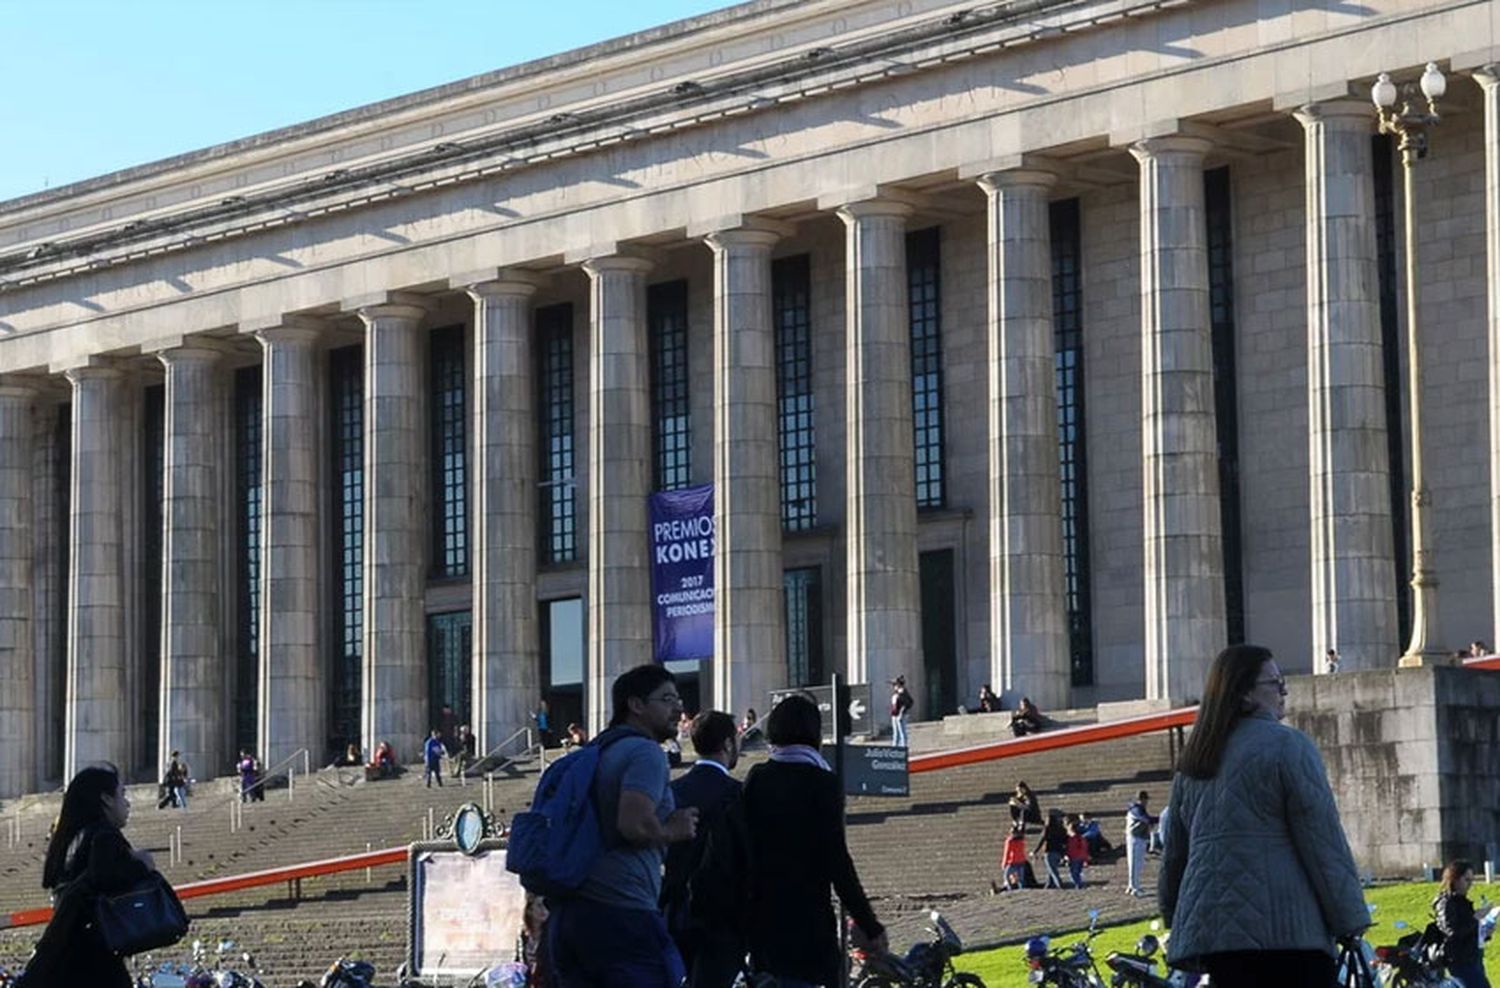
[661,710,743,987]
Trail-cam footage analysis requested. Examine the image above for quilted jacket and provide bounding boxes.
[1158,709,1368,968]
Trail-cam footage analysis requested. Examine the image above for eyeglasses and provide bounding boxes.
[1254,677,1288,695]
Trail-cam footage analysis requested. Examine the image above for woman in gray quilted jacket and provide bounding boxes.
[1158,644,1369,987]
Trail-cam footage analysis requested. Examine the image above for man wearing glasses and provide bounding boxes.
[548,664,701,987]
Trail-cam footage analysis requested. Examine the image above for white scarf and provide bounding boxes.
[768,744,832,772]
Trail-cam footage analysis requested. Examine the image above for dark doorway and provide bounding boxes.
[427,611,473,732]
[541,597,585,739]
[784,567,825,689]
[919,549,958,717]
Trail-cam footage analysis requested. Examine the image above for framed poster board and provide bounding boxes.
[406,837,526,983]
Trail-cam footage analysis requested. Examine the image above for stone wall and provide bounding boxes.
[1288,665,1500,876]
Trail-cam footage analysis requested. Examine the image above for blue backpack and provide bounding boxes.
[505,727,634,897]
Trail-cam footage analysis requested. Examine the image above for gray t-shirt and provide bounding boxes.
[578,732,675,910]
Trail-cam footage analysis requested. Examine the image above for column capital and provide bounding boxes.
[155,341,230,367]
[975,168,1060,195]
[241,313,327,339]
[1128,134,1213,163]
[62,360,125,385]
[703,226,784,254]
[0,375,41,400]
[832,198,915,224]
[689,214,795,241]
[1293,98,1377,129]
[353,293,430,326]
[254,325,322,348]
[1474,64,1500,90]
[578,252,656,278]
[452,268,546,299]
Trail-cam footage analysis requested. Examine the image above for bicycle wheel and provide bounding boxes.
[855,975,905,988]
[943,974,988,988]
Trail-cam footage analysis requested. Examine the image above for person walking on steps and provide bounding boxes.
[424,729,446,788]
[1124,790,1157,897]
[889,676,914,749]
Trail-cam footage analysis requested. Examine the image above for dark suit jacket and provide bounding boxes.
[742,760,883,985]
[662,761,742,911]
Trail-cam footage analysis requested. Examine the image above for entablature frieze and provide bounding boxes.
[0,0,1486,374]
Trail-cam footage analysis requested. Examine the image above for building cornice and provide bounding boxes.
[0,0,1167,288]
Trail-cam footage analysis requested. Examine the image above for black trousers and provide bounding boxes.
[1201,950,1337,988]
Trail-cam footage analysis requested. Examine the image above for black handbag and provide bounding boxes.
[92,872,189,956]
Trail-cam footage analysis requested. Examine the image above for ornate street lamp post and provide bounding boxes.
[1372,63,1449,666]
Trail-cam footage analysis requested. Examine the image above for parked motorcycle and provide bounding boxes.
[319,957,377,988]
[852,909,986,987]
[134,939,265,988]
[1369,920,1461,987]
[1023,910,1106,986]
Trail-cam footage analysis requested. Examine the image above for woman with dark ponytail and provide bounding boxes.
[1157,645,1368,988]
[21,763,156,987]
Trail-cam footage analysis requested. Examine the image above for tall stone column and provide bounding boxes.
[0,382,36,797]
[466,275,542,754]
[1296,101,1398,673]
[978,170,1071,709]
[582,254,654,735]
[837,199,923,720]
[157,346,225,779]
[256,327,323,767]
[706,226,787,717]
[358,302,429,753]
[1130,136,1226,702]
[1477,66,1500,646]
[64,364,128,780]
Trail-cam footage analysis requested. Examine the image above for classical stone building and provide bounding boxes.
[0,0,1495,797]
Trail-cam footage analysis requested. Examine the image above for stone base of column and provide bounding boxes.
[1397,651,1461,668]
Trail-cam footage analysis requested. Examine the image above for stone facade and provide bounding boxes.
[0,0,1496,796]
[1289,666,1500,875]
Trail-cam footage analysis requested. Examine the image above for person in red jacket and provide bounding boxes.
[1066,816,1091,889]
[995,824,1030,891]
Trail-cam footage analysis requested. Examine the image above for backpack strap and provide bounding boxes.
[588,726,651,850]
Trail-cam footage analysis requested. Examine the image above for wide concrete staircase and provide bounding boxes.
[0,731,1177,985]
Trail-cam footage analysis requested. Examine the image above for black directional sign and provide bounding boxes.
[768,682,873,741]
[841,743,909,797]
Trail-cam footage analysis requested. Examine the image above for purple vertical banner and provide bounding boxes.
[649,483,715,662]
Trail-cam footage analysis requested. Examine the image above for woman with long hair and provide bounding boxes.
[1434,859,1491,988]
[1158,645,1368,988]
[22,763,156,987]
[742,693,887,986]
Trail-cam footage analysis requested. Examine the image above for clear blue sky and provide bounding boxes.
[0,1,731,203]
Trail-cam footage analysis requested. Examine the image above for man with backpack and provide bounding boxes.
[524,665,699,987]
[661,711,743,988]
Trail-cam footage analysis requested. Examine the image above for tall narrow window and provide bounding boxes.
[648,280,691,491]
[427,610,474,729]
[908,227,946,508]
[1050,199,1094,687]
[1205,167,1246,646]
[783,567,824,688]
[540,597,585,738]
[1373,134,1412,646]
[538,304,577,564]
[233,367,262,753]
[329,346,363,750]
[774,255,816,530]
[141,384,165,771]
[429,325,468,578]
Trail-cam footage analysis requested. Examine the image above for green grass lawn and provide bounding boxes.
[952,881,1500,987]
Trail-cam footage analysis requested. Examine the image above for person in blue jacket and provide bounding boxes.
[423,728,446,788]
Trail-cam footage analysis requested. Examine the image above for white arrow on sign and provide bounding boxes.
[848,698,866,721]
